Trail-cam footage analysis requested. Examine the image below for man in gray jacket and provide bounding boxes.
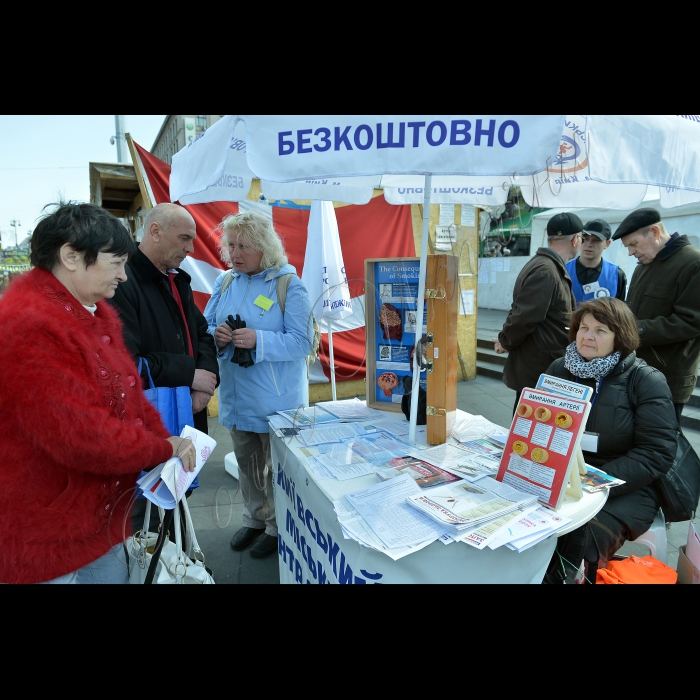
[494,212,581,413]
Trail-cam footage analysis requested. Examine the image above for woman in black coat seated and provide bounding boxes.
[543,297,677,583]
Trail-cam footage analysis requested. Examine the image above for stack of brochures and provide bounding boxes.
[272,404,582,557]
[406,477,537,532]
[137,425,217,509]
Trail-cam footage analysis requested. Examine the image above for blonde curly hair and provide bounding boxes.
[217,210,288,272]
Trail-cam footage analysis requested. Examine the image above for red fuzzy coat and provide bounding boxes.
[0,268,173,583]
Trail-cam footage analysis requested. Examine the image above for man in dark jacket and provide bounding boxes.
[109,203,219,434]
[494,212,581,412]
[613,207,700,422]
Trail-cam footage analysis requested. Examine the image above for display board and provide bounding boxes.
[364,257,427,411]
[496,388,591,510]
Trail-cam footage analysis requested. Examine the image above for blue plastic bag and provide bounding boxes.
[137,357,199,492]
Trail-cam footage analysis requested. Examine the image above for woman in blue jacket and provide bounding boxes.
[205,211,313,559]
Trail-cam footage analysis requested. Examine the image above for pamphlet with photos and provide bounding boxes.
[375,456,462,489]
[580,465,625,492]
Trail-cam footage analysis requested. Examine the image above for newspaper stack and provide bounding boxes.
[406,476,537,533]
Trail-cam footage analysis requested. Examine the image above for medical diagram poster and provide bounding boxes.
[365,258,427,410]
[496,389,590,510]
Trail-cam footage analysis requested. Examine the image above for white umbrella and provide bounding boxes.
[170,114,700,442]
[171,115,565,442]
[302,201,353,400]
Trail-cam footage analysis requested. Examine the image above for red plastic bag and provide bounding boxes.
[596,555,677,584]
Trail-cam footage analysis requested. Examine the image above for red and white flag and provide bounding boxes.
[132,141,415,383]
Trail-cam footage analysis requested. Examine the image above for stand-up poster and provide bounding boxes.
[364,258,427,411]
[496,388,591,510]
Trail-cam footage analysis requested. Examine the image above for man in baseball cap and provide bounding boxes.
[566,218,627,305]
[494,211,581,414]
[615,207,700,422]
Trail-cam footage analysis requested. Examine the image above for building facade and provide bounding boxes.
[151,115,224,165]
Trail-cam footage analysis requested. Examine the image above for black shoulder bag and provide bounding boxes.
[627,364,700,522]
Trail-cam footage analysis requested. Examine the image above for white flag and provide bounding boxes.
[302,201,353,326]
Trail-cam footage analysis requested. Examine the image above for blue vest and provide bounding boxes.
[566,258,618,305]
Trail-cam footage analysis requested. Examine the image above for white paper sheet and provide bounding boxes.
[153,425,217,505]
[303,456,335,480]
[310,452,376,481]
[439,203,455,226]
[347,432,413,465]
[314,398,386,421]
[334,496,436,561]
[268,414,294,430]
[345,473,447,549]
[297,422,365,447]
[459,289,474,315]
[488,506,572,550]
[455,504,540,550]
[460,204,475,226]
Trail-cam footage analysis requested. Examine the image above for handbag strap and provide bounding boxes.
[180,496,204,560]
[137,357,157,391]
[144,508,174,584]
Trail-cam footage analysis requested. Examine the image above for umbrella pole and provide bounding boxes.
[328,319,337,401]
[409,175,432,444]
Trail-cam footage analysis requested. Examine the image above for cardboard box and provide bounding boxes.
[677,545,700,584]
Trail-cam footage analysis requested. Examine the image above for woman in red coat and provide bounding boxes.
[0,202,196,584]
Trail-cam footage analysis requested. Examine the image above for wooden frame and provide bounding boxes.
[425,254,459,444]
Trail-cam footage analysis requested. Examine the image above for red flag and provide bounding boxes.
[132,141,415,382]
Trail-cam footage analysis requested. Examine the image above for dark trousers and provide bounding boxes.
[513,390,522,417]
[674,402,684,428]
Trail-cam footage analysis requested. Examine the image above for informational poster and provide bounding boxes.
[366,258,427,409]
[439,204,455,226]
[459,289,474,315]
[496,388,590,510]
[435,225,456,251]
[461,205,476,227]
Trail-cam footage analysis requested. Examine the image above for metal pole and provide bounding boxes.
[115,115,126,163]
[9,219,20,247]
[328,319,337,401]
[408,175,431,444]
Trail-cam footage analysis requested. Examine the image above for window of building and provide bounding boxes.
[196,115,207,129]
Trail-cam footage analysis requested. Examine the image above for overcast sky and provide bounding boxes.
[0,115,166,247]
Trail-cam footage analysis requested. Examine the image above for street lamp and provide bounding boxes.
[9,219,20,248]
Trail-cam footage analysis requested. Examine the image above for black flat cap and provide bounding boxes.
[582,219,612,241]
[547,212,584,236]
[612,208,661,241]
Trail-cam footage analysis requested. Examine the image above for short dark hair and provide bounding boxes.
[30,201,136,270]
[569,297,640,358]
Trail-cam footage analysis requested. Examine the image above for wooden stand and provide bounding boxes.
[426,254,459,445]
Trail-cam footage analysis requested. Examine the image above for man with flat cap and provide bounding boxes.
[614,207,700,422]
[494,212,581,413]
[566,219,627,305]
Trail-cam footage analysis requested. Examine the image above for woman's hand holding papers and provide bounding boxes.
[167,436,196,472]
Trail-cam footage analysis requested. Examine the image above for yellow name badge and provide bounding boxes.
[253,295,274,311]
